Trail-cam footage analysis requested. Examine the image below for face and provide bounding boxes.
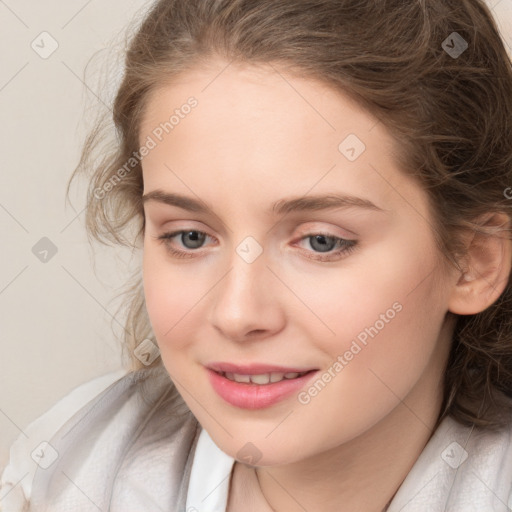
[140,60,457,466]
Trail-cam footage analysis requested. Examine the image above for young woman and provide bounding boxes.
[2,0,512,510]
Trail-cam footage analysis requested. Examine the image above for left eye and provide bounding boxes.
[299,234,356,254]
[305,234,339,253]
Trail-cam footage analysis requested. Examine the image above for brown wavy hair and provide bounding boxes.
[74,0,512,429]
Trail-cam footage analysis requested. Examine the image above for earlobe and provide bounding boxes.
[448,212,512,316]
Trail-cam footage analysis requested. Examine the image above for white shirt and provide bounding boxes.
[0,370,127,510]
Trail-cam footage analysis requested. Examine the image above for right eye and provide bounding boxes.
[157,230,216,258]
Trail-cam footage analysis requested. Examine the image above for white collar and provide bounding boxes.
[186,428,236,511]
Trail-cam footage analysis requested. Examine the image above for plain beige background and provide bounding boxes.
[0,0,511,472]
[0,0,150,471]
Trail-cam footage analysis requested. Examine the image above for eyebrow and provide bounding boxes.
[141,190,385,215]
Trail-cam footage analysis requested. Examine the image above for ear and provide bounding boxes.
[448,212,512,315]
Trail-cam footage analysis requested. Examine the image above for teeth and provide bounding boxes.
[270,372,283,383]
[250,374,270,384]
[223,371,307,384]
[233,373,251,383]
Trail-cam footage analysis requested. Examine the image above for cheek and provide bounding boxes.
[142,243,207,353]
[266,248,450,457]
[289,236,448,369]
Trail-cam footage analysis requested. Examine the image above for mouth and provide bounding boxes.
[215,370,312,385]
[206,363,318,409]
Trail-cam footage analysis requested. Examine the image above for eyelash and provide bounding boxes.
[156,230,358,262]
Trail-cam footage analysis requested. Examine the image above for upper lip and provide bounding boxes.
[207,362,318,374]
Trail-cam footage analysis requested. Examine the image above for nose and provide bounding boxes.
[208,249,286,342]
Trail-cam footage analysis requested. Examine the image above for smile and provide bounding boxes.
[206,363,318,409]
[221,371,310,384]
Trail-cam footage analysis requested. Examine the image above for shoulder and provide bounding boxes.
[389,412,512,511]
[1,367,199,512]
[0,369,127,510]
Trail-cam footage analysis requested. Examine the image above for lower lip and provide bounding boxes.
[207,369,318,409]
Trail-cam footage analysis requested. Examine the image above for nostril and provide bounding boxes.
[247,329,266,336]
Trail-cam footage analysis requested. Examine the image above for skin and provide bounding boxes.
[139,60,511,511]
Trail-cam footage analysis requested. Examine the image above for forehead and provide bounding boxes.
[141,60,386,147]
[139,60,427,217]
